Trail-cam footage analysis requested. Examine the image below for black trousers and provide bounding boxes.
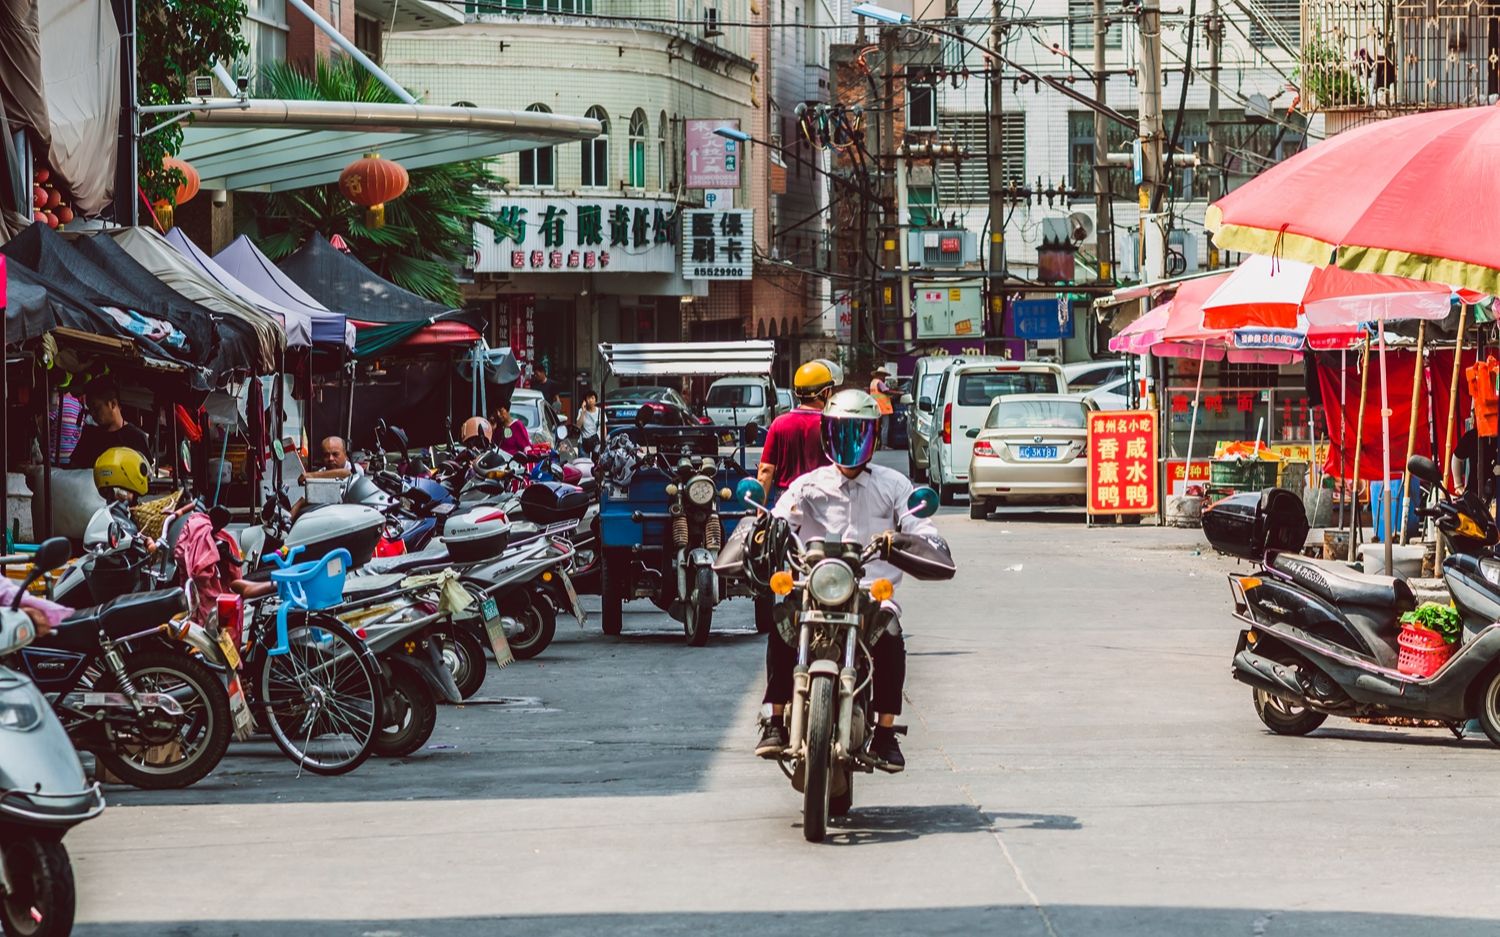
[763,618,906,716]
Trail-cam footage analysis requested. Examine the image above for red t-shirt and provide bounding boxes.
[761,408,828,490]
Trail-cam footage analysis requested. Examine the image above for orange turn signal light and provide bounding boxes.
[770,571,794,596]
[542,571,553,582]
[869,578,894,602]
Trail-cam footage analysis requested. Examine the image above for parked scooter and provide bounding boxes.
[720,480,950,842]
[1207,456,1500,744]
[0,538,106,937]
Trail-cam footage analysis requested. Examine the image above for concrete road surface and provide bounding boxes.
[69,451,1500,936]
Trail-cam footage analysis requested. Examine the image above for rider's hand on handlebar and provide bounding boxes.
[23,606,52,638]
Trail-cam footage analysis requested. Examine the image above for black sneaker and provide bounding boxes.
[871,727,905,773]
[755,718,788,758]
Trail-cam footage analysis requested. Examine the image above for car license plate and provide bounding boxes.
[1018,445,1057,460]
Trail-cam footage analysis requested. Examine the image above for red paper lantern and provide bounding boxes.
[56,205,74,224]
[163,156,199,206]
[32,186,45,209]
[339,152,408,228]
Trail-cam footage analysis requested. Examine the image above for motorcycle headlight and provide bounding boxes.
[0,677,47,732]
[687,477,716,506]
[807,559,857,607]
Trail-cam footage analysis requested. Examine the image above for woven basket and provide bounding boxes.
[130,489,184,540]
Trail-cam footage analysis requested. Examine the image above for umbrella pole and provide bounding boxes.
[1398,322,1425,545]
[1436,308,1469,568]
[1337,349,1348,530]
[1378,319,1393,573]
[1348,340,1371,563]
[1183,344,1207,497]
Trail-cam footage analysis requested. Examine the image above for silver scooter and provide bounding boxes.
[0,538,107,937]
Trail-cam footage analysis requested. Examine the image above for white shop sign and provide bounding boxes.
[473,197,679,274]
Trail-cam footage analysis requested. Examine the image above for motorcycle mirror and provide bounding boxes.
[208,505,232,532]
[742,422,759,445]
[906,486,940,519]
[12,537,71,609]
[1407,454,1444,488]
[556,425,570,441]
[736,478,767,510]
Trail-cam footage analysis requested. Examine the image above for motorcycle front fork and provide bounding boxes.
[786,627,860,761]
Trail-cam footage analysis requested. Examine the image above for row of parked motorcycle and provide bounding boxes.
[0,422,604,936]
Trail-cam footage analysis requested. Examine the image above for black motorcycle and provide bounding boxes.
[1207,455,1500,744]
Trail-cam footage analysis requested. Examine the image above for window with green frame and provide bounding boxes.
[628,109,648,188]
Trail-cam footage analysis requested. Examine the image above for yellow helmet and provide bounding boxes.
[94,447,150,496]
[793,358,844,398]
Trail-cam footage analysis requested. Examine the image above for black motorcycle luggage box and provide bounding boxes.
[1203,487,1309,558]
[518,482,590,525]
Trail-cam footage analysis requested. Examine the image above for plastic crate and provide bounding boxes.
[1209,459,1279,491]
[1396,623,1454,678]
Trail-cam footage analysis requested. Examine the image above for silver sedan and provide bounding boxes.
[966,394,1098,519]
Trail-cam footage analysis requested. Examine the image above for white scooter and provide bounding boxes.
[0,538,107,937]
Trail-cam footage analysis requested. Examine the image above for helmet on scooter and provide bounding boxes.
[820,389,880,469]
[93,447,150,496]
[461,417,492,448]
[793,358,843,400]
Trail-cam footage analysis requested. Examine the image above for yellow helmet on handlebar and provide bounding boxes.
[93,447,150,496]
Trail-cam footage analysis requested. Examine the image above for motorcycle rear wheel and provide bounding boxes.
[803,675,835,843]
[437,626,488,699]
[373,665,438,758]
[684,566,714,647]
[506,591,557,661]
[92,649,231,790]
[1,836,73,937]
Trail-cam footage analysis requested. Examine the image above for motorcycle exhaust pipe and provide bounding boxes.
[1232,648,1309,703]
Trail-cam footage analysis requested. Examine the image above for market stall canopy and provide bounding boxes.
[0,223,231,369]
[2,255,148,347]
[163,228,312,350]
[0,0,119,216]
[212,234,352,347]
[176,99,600,193]
[599,341,777,377]
[98,227,282,375]
[351,319,480,358]
[278,232,456,324]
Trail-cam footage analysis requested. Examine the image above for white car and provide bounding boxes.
[925,359,1067,505]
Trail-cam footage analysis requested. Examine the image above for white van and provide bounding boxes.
[925,359,1067,504]
[704,376,778,431]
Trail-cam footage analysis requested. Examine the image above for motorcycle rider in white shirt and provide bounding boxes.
[753,389,956,771]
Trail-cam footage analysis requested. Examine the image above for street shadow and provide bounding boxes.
[73,905,1500,937]
[1303,725,1483,748]
[819,804,1083,846]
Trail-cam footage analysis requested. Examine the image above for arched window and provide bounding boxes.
[657,110,668,189]
[627,109,648,188]
[519,103,554,188]
[581,106,610,188]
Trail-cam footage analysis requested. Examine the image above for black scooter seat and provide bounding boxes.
[1269,552,1414,610]
[62,587,187,637]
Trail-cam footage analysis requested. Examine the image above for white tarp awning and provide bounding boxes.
[177,99,600,193]
[599,341,777,378]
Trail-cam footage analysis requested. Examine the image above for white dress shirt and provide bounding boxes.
[772,463,941,586]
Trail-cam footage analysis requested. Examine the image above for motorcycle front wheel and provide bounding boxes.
[684,565,714,648]
[93,649,232,790]
[802,675,835,843]
[1,837,74,937]
[506,591,557,661]
[436,626,488,699]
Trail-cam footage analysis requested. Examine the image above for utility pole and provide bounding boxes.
[1092,0,1113,283]
[876,25,898,366]
[1205,0,1222,269]
[987,0,1007,337]
[1137,0,1166,280]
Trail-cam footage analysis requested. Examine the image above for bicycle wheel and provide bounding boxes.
[257,616,383,775]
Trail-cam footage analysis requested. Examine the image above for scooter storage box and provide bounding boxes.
[519,482,590,525]
[290,504,383,568]
[1203,488,1308,558]
[441,511,510,563]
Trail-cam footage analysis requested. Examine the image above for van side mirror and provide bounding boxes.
[918,396,933,412]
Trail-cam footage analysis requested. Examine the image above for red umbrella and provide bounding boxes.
[1205,105,1500,294]
[1200,255,1459,330]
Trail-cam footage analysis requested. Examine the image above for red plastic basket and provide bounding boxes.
[1397,623,1454,678]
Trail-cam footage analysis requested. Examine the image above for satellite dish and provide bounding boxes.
[1244,93,1273,121]
[1067,211,1094,244]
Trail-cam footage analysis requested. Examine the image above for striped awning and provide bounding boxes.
[598,341,776,377]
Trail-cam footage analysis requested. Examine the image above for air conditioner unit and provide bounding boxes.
[704,7,723,36]
[906,83,937,132]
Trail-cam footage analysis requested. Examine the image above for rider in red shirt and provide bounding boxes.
[756,359,843,501]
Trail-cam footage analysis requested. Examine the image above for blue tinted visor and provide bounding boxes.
[821,416,878,468]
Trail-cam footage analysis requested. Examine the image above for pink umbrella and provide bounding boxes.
[1201,255,1461,330]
